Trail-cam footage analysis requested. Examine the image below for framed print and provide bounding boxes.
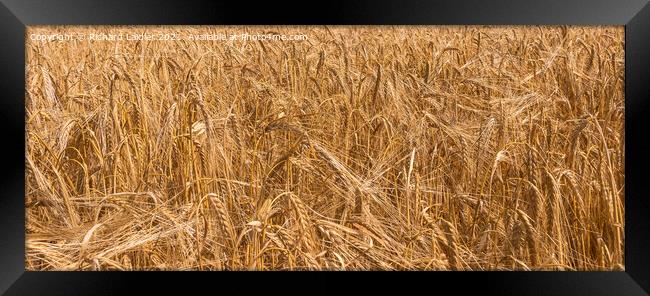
[1,0,649,294]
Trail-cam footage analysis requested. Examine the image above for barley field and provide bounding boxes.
[25,26,624,270]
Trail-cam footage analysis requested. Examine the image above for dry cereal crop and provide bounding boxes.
[26,26,624,270]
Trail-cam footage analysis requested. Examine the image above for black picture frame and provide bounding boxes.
[1,0,649,295]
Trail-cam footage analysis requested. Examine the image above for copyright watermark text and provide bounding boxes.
[29,32,309,42]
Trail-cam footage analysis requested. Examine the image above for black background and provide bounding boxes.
[0,0,648,295]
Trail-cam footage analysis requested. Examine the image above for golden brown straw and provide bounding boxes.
[26,26,624,270]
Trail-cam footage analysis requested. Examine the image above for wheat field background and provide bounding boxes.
[25,26,624,270]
